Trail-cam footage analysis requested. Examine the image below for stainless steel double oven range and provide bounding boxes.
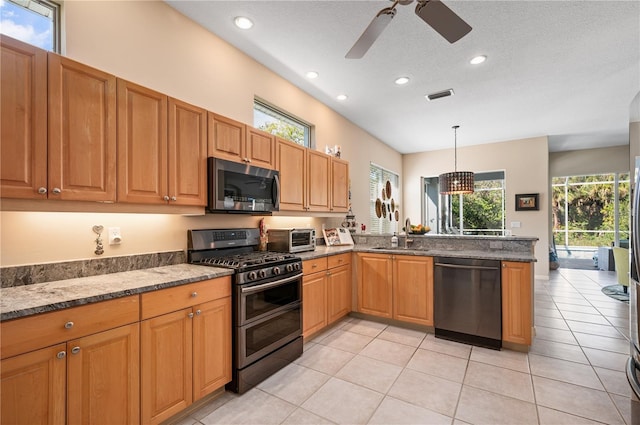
[188,228,303,394]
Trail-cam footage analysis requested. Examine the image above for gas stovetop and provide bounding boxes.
[187,228,303,285]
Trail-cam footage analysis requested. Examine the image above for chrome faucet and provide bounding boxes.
[404,218,414,249]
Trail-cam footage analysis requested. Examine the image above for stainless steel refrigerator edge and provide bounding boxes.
[627,156,640,423]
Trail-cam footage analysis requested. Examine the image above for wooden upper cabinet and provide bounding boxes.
[117,79,168,204]
[275,137,306,211]
[48,53,117,202]
[168,98,207,206]
[307,150,331,211]
[0,35,47,199]
[208,113,246,163]
[245,127,275,169]
[331,157,349,212]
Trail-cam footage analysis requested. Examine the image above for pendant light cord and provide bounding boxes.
[453,125,459,172]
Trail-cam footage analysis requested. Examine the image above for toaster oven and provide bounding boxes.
[267,228,316,253]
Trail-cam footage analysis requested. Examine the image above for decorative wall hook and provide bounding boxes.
[92,225,104,255]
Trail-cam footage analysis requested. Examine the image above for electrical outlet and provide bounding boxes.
[511,221,521,228]
[109,227,122,245]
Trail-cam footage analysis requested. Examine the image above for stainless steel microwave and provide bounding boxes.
[267,228,316,253]
[207,158,280,213]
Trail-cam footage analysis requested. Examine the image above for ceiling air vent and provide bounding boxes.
[426,88,455,101]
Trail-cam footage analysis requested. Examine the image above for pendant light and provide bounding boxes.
[439,125,474,194]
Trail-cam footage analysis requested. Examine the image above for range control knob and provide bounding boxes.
[272,266,281,275]
[248,271,257,281]
[285,264,294,273]
[293,263,301,271]
[258,269,267,279]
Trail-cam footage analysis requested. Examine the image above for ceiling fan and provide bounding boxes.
[345,0,472,59]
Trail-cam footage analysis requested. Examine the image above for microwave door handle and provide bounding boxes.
[273,174,281,209]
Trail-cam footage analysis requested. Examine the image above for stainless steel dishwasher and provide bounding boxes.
[434,257,502,349]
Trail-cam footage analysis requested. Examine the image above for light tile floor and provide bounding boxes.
[173,268,637,424]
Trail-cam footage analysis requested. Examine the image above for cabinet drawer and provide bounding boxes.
[1,295,139,359]
[141,277,231,320]
[328,253,351,269]
[303,257,328,274]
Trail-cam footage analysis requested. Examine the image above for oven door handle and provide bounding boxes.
[240,273,303,294]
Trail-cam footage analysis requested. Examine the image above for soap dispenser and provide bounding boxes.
[391,232,399,248]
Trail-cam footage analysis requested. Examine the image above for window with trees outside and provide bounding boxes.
[253,99,311,147]
[370,164,399,234]
[448,171,506,236]
[0,0,60,52]
[552,173,630,250]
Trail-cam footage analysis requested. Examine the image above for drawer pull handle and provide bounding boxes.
[312,264,317,268]
[38,187,47,195]
[188,312,194,319]
[56,351,66,359]
[64,321,74,329]
[196,309,202,316]
[170,196,177,201]
[71,347,80,355]
[52,188,61,195]
[191,292,198,298]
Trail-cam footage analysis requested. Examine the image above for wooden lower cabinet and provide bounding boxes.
[0,323,139,425]
[327,264,351,324]
[1,344,66,425]
[303,271,328,337]
[393,256,433,326]
[357,253,393,318]
[141,284,232,425]
[302,254,352,337]
[502,261,533,345]
[67,323,140,425]
[357,253,433,324]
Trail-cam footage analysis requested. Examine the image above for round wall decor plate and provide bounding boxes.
[375,198,382,218]
[385,181,392,198]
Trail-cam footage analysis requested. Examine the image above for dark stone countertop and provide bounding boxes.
[0,264,232,321]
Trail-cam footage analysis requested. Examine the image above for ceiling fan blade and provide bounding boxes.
[415,0,471,44]
[346,7,396,59]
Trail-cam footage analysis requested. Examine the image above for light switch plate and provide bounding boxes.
[511,221,521,228]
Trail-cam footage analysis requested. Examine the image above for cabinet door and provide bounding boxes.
[117,79,168,204]
[303,271,327,337]
[193,297,232,400]
[327,264,352,324]
[393,256,433,326]
[357,254,393,318]
[246,127,275,169]
[67,323,140,425]
[276,137,306,211]
[330,157,349,212]
[1,344,66,425]
[307,150,331,211]
[48,53,117,202]
[168,97,207,206]
[0,35,47,199]
[141,309,193,425]
[501,261,532,345]
[207,113,245,162]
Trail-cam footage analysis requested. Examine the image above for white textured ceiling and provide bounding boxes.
[166,0,640,154]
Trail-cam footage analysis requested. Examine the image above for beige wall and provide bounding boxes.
[549,145,630,177]
[0,0,401,267]
[403,136,550,278]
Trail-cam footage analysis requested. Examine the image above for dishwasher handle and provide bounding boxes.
[434,262,500,271]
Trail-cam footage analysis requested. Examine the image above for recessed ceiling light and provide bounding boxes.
[470,55,487,65]
[234,16,253,29]
[394,77,410,85]
[336,94,348,101]
[305,71,319,79]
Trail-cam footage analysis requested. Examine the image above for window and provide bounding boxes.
[450,171,506,236]
[423,171,505,235]
[0,0,60,52]
[552,173,630,248]
[253,99,311,147]
[370,163,400,234]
